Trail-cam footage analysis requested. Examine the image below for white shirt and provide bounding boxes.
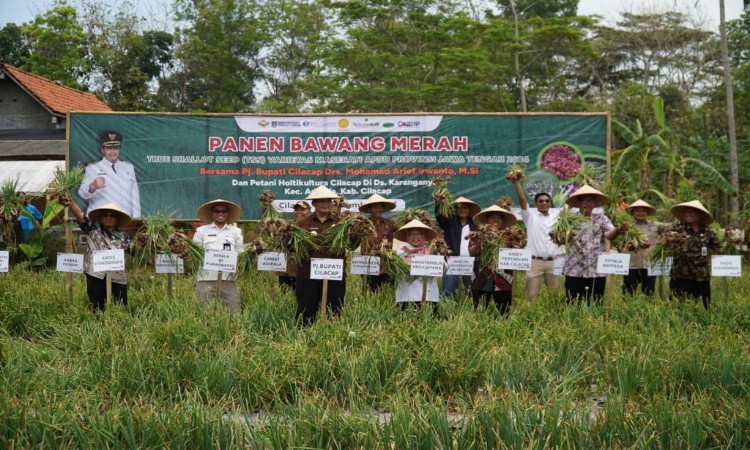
[459,224,470,256]
[78,158,141,218]
[520,208,560,259]
[193,222,244,281]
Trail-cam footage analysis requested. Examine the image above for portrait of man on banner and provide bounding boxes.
[78,130,142,219]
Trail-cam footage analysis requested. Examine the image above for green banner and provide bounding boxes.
[68,113,608,220]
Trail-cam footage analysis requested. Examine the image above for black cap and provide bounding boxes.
[98,130,122,147]
[293,201,311,210]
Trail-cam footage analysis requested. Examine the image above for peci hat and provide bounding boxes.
[98,130,122,148]
[627,199,656,216]
[293,201,311,211]
[305,185,342,201]
[197,199,242,223]
[88,203,131,227]
[566,185,608,209]
[453,196,481,217]
[359,193,396,213]
[394,219,438,242]
[671,200,713,225]
[473,205,517,226]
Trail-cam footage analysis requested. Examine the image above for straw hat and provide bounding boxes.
[293,201,311,211]
[197,199,242,223]
[394,219,438,242]
[473,205,517,226]
[454,196,481,217]
[671,200,713,225]
[305,185,341,201]
[627,199,656,215]
[359,193,396,213]
[88,203,131,227]
[566,185,608,208]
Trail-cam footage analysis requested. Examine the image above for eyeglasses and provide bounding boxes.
[213,209,229,214]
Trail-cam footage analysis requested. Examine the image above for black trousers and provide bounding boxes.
[295,278,346,326]
[366,274,393,293]
[565,276,606,305]
[471,289,512,315]
[622,269,656,296]
[670,277,711,309]
[85,274,127,312]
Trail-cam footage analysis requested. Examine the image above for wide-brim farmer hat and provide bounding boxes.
[566,185,608,209]
[627,199,657,216]
[305,185,342,201]
[197,199,242,223]
[394,219,438,242]
[359,193,396,213]
[454,196,481,217]
[671,200,713,225]
[473,205,517,226]
[88,203,131,227]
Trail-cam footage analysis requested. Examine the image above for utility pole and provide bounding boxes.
[719,0,739,224]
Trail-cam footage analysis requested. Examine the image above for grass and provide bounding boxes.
[0,268,749,448]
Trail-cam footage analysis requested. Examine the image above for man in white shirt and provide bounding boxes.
[512,179,560,304]
[193,199,244,312]
[78,130,141,219]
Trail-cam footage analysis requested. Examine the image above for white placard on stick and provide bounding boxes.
[647,257,673,276]
[257,252,287,272]
[92,249,125,272]
[56,252,84,273]
[0,251,9,273]
[311,258,344,280]
[350,255,380,276]
[553,254,566,276]
[155,254,185,274]
[203,249,238,273]
[498,248,532,271]
[410,255,445,277]
[446,256,475,276]
[711,255,742,277]
[596,252,630,276]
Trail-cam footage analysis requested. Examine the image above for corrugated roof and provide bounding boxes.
[0,140,66,159]
[0,160,65,194]
[1,63,111,115]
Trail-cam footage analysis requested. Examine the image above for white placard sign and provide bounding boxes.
[311,258,344,280]
[56,253,84,273]
[0,251,9,272]
[553,255,566,276]
[92,249,125,272]
[203,249,238,273]
[498,248,532,271]
[596,252,630,275]
[446,256,475,276]
[647,257,673,276]
[257,252,287,272]
[350,255,380,276]
[155,254,185,274]
[410,255,445,277]
[711,255,742,277]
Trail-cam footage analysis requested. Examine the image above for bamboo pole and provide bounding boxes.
[64,207,74,303]
[167,272,173,299]
[105,272,112,302]
[320,279,329,320]
[216,271,223,300]
[421,277,428,307]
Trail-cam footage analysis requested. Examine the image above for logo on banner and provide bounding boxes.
[382,122,395,128]
[258,119,269,127]
[338,118,349,128]
[398,120,421,128]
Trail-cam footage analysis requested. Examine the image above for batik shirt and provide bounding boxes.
[81,218,130,284]
[669,223,721,282]
[562,213,614,278]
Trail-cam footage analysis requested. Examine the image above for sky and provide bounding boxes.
[0,0,746,29]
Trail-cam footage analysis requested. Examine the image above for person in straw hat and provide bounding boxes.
[359,193,398,292]
[667,200,721,309]
[278,201,312,291]
[193,199,244,312]
[394,219,441,310]
[64,197,132,312]
[621,199,667,296]
[562,185,623,305]
[511,178,561,305]
[295,185,346,325]
[434,195,480,298]
[468,205,518,315]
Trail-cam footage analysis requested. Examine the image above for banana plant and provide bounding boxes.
[17,200,64,269]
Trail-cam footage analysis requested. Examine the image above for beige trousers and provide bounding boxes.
[525,258,560,304]
[197,280,241,313]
